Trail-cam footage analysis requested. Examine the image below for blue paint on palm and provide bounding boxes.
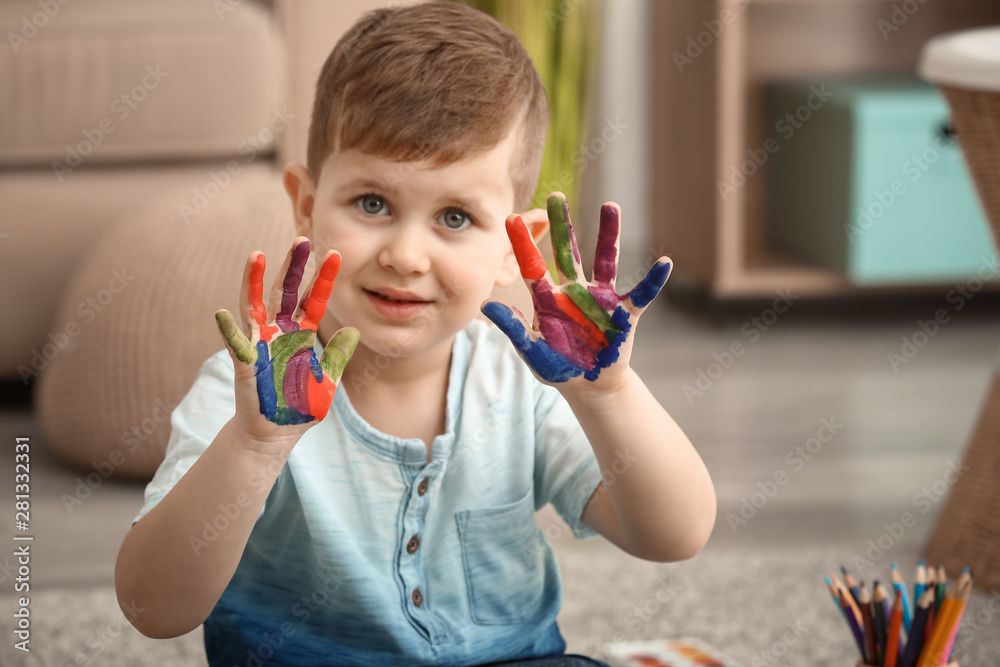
[255,340,277,420]
[253,339,315,425]
[585,306,632,381]
[482,301,582,383]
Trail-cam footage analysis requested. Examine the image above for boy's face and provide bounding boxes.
[285,122,530,361]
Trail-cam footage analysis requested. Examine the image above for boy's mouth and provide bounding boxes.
[363,288,432,304]
[363,288,434,319]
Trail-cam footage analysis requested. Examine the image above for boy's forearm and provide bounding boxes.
[562,367,716,561]
[115,418,293,639]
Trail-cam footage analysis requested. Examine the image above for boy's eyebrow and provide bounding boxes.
[342,177,396,192]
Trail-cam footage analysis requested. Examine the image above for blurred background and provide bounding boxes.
[1,0,999,665]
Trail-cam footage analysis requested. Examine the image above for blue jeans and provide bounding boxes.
[476,655,611,667]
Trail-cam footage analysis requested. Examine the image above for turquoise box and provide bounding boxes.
[766,78,994,285]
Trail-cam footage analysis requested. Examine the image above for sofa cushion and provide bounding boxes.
[0,0,285,168]
[35,167,298,478]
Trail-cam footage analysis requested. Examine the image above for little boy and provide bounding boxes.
[115,3,716,666]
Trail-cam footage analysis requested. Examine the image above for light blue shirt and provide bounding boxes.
[133,319,604,666]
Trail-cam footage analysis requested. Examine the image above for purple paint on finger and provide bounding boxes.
[593,204,620,286]
[277,242,311,332]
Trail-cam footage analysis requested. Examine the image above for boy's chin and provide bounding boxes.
[351,325,456,360]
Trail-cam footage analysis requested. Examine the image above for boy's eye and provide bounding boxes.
[438,209,471,230]
[357,194,388,216]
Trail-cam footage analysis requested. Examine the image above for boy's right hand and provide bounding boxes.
[214,236,360,449]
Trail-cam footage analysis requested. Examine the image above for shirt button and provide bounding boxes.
[418,478,429,495]
[407,535,420,553]
[412,588,423,606]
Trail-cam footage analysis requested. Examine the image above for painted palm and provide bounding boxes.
[215,238,360,425]
[482,193,671,384]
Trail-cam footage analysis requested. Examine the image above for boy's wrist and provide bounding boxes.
[222,418,299,464]
[557,365,636,413]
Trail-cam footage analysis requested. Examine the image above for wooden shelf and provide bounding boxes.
[649,0,1000,300]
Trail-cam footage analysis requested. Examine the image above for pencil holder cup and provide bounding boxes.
[855,662,958,667]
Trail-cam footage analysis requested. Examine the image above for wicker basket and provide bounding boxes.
[919,26,1000,594]
[938,85,1000,246]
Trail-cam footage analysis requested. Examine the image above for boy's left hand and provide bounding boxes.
[482,192,671,394]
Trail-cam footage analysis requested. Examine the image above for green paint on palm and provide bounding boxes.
[547,195,578,281]
[216,311,257,364]
[269,330,317,409]
[321,327,361,384]
[564,283,621,335]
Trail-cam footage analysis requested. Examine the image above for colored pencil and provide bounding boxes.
[874,581,888,666]
[945,570,973,663]
[834,571,864,626]
[838,578,868,659]
[859,582,878,666]
[843,566,862,606]
[924,587,936,640]
[913,561,927,632]
[892,563,914,631]
[885,588,903,667]
[934,564,947,617]
[827,575,847,622]
[900,589,934,667]
[917,570,964,667]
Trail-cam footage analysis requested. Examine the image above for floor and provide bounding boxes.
[2,289,998,588]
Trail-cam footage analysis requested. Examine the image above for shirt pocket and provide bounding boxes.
[454,485,544,625]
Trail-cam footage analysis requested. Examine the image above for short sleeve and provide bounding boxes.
[130,349,244,527]
[532,381,603,540]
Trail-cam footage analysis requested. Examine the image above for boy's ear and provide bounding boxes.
[496,208,549,287]
[283,162,316,239]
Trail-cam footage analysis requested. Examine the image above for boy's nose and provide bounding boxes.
[377,224,431,276]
